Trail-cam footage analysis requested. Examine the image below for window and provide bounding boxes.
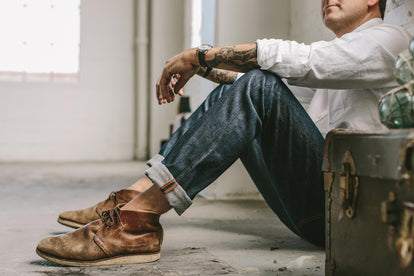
[188,0,215,47]
[190,0,202,47]
[0,0,81,82]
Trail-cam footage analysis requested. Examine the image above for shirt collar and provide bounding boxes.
[352,18,383,33]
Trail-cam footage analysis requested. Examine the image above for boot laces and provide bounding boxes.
[101,207,124,228]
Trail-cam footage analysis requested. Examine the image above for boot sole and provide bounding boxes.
[57,217,85,229]
[36,248,161,266]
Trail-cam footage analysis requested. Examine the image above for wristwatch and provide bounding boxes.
[197,44,212,68]
[203,67,213,77]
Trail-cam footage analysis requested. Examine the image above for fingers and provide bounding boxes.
[157,71,186,104]
[174,71,194,94]
[156,59,177,104]
[169,74,179,92]
[156,78,161,103]
[170,74,185,97]
[156,48,198,104]
[156,78,168,105]
[156,68,175,104]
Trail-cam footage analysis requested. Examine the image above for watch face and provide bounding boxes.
[199,44,212,51]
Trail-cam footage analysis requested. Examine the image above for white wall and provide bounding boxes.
[0,0,135,161]
[290,0,334,43]
[385,0,414,35]
[149,0,185,156]
[216,0,290,44]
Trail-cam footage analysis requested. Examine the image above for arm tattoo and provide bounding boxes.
[205,46,259,72]
[197,67,238,84]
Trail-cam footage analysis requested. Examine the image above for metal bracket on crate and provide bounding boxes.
[396,202,414,268]
[381,191,414,268]
[400,140,414,189]
[340,150,359,219]
[395,140,414,268]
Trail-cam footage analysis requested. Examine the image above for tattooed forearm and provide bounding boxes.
[205,44,259,72]
[197,67,238,84]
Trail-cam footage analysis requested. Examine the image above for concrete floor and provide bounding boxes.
[0,162,324,276]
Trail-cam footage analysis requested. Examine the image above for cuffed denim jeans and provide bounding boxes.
[145,69,325,246]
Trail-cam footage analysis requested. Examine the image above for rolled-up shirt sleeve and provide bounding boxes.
[256,24,410,90]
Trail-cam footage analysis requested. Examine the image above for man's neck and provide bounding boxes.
[334,11,381,37]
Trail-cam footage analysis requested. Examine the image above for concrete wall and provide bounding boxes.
[290,0,334,43]
[148,0,186,156]
[0,0,135,161]
[216,0,290,44]
[385,0,414,35]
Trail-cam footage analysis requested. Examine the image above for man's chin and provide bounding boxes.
[323,16,341,31]
[324,13,337,24]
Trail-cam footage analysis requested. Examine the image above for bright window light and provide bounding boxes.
[190,0,202,47]
[0,0,81,82]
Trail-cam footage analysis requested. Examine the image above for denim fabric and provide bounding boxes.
[158,69,325,246]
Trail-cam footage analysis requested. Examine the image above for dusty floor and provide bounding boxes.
[0,162,324,276]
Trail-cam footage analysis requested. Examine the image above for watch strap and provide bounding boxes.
[203,67,213,77]
[197,50,208,67]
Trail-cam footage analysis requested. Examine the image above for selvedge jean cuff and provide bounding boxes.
[146,154,165,167]
[145,155,192,215]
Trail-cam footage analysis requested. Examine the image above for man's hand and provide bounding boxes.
[156,48,199,105]
[156,43,259,105]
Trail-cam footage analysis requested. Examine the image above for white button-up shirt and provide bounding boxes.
[256,18,411,137]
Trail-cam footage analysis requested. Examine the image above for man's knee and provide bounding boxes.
[203,83,233,107]
[235,69,287,104]
[238,69,283,86]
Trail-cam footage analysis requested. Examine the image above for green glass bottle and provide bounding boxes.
[379,83,414,128]
[410,39,414,56]
[395,49,414,85]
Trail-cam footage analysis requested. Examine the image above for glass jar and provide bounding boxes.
[395,49,414,85]
[379,82,414,129]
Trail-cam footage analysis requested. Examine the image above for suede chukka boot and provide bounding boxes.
[38,207,163,266]
[58,189,140,229]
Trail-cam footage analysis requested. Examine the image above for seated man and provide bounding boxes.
[36,0,411,266]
